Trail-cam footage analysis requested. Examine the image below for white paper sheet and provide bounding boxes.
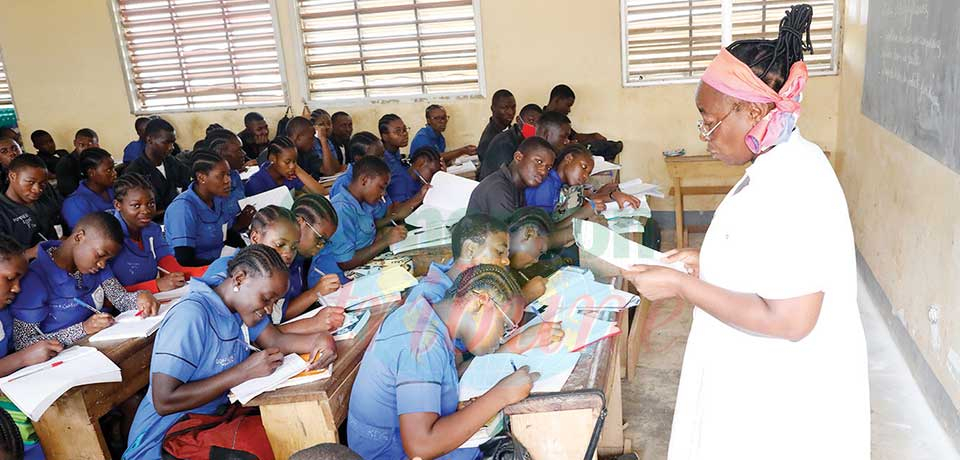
[320,266,416,309]
[237,185,294,211]
[458,350,581,401]
[574,219,685,272]
[229,354,308,404]
[590,156,621,175]
[407,171,478,228]
[238,165,259,181]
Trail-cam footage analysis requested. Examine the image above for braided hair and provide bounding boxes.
[266,136,297,159]
[0,234,24,263]
[114,172,155,202]
[451,214,507,259]
[346,131,381,163]
[250,205,298,235]
[410,145,441,165]
[204,127,240,155]
[444,263,522,305]
[727,4,814,91]
[0,408,23,460]
[555,143,590,168]
[293,193,338,227]
[190,149,226,181]
[78,147,113,178]
[377,114,402,136]
[507,207,553,236]
[226,244,288,279]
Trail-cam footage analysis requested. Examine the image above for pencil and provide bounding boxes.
[32,324,48,340]
[519,271,530,281]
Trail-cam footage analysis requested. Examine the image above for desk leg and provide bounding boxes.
[673,177,685,248]
[598,360,625,457]
[627,297,652,382]
[260,399,337,459]
[511,408,599,460]
[34,392,110,460]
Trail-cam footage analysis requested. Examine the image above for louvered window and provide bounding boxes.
[0,52,14,110]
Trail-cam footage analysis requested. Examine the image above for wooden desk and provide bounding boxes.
[664,155,747,248]
[243,302,398,459]
[405,244,452,277]
[33,335,155,460]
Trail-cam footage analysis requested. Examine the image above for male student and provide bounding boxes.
[0,155,64,257]
[55,128,99,196]
[29,129,67,173]
[0,137,21,191]
[467,136,556,222]
[238,111,270,160]
[479,110,569,180]
[330,111,353,161]
[409,105,476,165]
[0,127,22,148]
[122,116,152,164]
[477,89,517,159]
[477,104,542,180]
[544,84,608,144]
[122,118,190,216]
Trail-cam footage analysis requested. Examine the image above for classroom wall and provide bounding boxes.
[837,0,960,411]
[0,0,841,211]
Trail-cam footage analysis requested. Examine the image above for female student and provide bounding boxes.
[10,212,160,349]
[378,114,430,219]
[62,148,117,230]
[506,207,552,298]
[124,245,337,460]
[164,151,240,267]
[203,127,254,222]
[347,264,539,460]
[310,108,344,167]
[295,194,345,291]
[621,6,869,459]
[109,174,200,293]
[385,146,441,205]
[243,137,328,197]
[0,235,63,460]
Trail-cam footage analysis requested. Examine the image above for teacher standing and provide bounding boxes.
[622,5,870,459]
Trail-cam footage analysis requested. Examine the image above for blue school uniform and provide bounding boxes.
[123,278,251,460]
[524,169,563,214]
[347,295,480,460]
[61,181,115,230]
[330,164,390,219]
[384,149,409,187]
[108,210,172,287]
[123,140,146,164]
[10,241,114,334]
[309,190,377,284]
[243,162,304,197]
[386,167,423,204]
[407,260,455,304]
[163,185,231,262]
[224,169,245,221]
[410,126,446,154]
[313,137,344,165]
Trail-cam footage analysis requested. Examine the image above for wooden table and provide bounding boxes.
[243,302,398,459]
[32,335,155,460]
[664,155,748,248]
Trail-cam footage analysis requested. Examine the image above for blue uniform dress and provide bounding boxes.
[524,169,563,214]
[123,278,252,460]
[10,241,114,334]
[224,170,245,221]
[61,181,115,230]
[243,162,305,197]
[308,191,377,285]
[347,295,480,460]
[313,137,344,165]
[108,210,172,287]
[383,149,410,198]
[330,164,390,219]
[386,167,423,204]
[410,126,446,154]
[0,309,45,460]
[406,260,455,303]
[123,140,146,164]
[164,185,231,262]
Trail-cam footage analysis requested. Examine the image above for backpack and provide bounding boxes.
[161,404,274,460]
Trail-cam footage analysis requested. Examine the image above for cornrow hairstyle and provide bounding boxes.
[114,172,155,202]
[244,112,265,125]
[226,243,288,279]
[377,114,402,136]
[351,155,390,183]
[519,103,543,120]
[424,104,443,119]
[727,4,814,92]
[549,84,575,101]
[78,147,113,178]
[443,263,522,306]
[0,409,23,460]
[410,145,441,165]
[492,89,514,104]
[507,206,553,236]
[29,129,50,142]
[537,111,572,130]
[250,205,298,235]
[517,136,557,159]
[190,149,225,181]
[293,193,338,227]
[204,128,240,155]
[266,136,297,159]
[8,153,46,173]
[310,108,331,124]
[347,131,380,163]
[331,111,350,124]
[76,211,125,245]
[451,214,508,259]
[75,128,98,141]
[205,123,225,135]
[0,234,24,263]
[555,143,591,167]
[144,118,174,138]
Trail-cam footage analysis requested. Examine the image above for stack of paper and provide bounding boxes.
[455,154,479,165]
[532,266,640,313]
[601,196,652,220]
[446,161,477,176]
[0,347,121,421]
[574,219,685,272]
[89,301,178,343]
[318,171,345,184]
[321,266,417,309]
[389,226,452,254]
[238,185,294,211]
[590,156,621,176]
[406,171,478,229]
[274,362,333,390]
[458,349,581,401]
[238,165,260,181]
[618,178,665,199]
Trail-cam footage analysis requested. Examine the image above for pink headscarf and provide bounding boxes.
[701,48,808,154]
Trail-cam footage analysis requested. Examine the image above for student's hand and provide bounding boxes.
[244,159,259,168]
[254,133,270,145]
[304,333,337,370]
[240,348,284,379]
[312,306,345,332]
[312,274,341,296]
[662,248,701,278]
[573,201,597,219]
[387,226,408,244]
[491,365,540,406]
[234,205,257,231]
[157,272,186,291]
[462,145,477,156]
[315,125,328,141]
[25,244,39,261]
[521,276,547,303]
[611,191,642,210]
[136,291,162,317]
[594,201,607,212]
[620,265,687,301]
[19,340,63,366]
[82,313,116,335]
[511,321,564,350]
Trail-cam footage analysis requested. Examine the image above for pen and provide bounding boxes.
[32,324,48,340]
[511,360,517,372]
[518,271,530,282]
[74,298,101,314]
[414,170,428,185]
[245,341,261,352]
[381,196,400,227]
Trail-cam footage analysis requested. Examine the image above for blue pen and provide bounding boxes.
[74,298,101,314]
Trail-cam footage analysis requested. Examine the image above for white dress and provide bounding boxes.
[667,130,870,460]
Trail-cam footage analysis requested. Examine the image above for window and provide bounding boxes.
[0,51,14,110]
[113,0,286,112]
[621,0,839,86]
[295,0,484,102]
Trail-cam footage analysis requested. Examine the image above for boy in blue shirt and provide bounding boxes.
[409,104,476,165]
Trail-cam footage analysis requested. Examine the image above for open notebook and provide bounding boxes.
[88,286,189,343]
[406,171,478,229]
[574,219,685,272]
[320,265,416,309]
[0,346,121,421]
[458,349,581,402]
[509,308,621,353]
[389,226,452,254]
[532,266,640,313]
[229,353,333,404]
[238,185,294,211]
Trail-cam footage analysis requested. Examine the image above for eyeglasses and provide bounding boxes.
[429,115,450,122]
[302,219,329,249]
[393,127,410,135]
[472,289,518,344]
[697,103,740,141]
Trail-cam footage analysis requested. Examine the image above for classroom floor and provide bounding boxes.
[621,231,960,460]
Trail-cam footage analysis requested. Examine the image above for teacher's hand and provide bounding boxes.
[621,265,687,301]
[663,248,700,278]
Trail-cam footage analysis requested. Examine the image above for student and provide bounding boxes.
[122,117,151,164]
[330,111,353,162]
[109,174,198,293]
[378,113,410,167]
[467,136,556,222]
[238,111,271,160]
[410,105,477,165]
[202,127,254,222]
[0,127,22,148]
[55,128,99,196]
[257,116,326,180]
[477,89,517,159]
[295,194,342,288]
[0,137,21,191]
[164,151,241,267]
[544,84,606,144]
[477,103,542,179]
[386,145,441,204]
[122,118,190,216]
[123,245,337,459]
[0,154,64,256]
[10,212,160,349]
[62,148,117,230]
[244,136,328,196]
[29,129,67,173]
[309,156,407,283]
[506,207,551,289]
[347,264,539,460]
[310,108,345,168]
[330,132,390,217]
[479,110,569,180]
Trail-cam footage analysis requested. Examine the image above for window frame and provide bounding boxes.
[0,47,17,111]
[109,0,291,115]
[619,0,842,88]
[288,0,487,107]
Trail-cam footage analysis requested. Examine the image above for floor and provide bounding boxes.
[620,231,960,460]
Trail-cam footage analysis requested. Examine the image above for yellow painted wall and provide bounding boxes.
[0,0,841,211]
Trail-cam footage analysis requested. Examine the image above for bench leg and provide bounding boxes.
[34,392,110,460]
[673,177,685,248]
[627,297,652,382]
[260,399,337,459]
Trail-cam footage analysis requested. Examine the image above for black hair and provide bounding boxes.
[0,409,24,460]
[517,136,557,159]
[204,127,240,155]
[451,214,508,259]
[519,103,542,120]
[289,443,362,460]
[205,123,225,135]
[347,131,379,163]
[727,4,814,92]
[114,172,155,202]
[266,136,297,159]
[226,243,288,279]
[377,114,402,136]
[75,128,98,140]
[549,84,575,101]
[78,147,113,178]
[331,111,350,123]
[190,150,226,180]
[309,108,330,124]
[250,205,298,235]
[492,89,514,104]
[443,263,522,306]
[75,211,125,245]
[293,193,338,227]
[410,145,441,165]
[8,154,46,173]
[351,155,390,183]
[556,143,591,166]
[425,104,444,119]
[144,118,175,138]
[507,206,553,236]
[244,112,265,125]
[284,116,313,137]
[29,129,51,142]
[537,111,571,130]
[0,127,17,140]
[135,117,151,130]
[0,234,24,263]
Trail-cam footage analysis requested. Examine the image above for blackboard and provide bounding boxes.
[861,0,960,173]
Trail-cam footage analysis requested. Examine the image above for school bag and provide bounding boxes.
[161,404,274,460]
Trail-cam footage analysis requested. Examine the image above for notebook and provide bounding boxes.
[590,156,621,175]
[458,349,582,402]
[406,171,478,228]
[331,309,371,341]
[574,219,685,272]
[88,301,177,343]
[0,346,121,421]
[320,266,416,309]
[237,185,294,211]
[229,354,309,404]
[445,161,477,176]
[153,284,191,304]
[601,196,652,220]
[617,178,665,199]
[532,266,640,313]
[389,226,453,254]
[511,308,622,353]
[273,362,333,390]
[238,165,259,181]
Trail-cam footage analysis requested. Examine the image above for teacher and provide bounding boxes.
[622,5,870,460]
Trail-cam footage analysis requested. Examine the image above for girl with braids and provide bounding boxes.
[294,194,344,291]
[621,5,869,458]
[506,207,551,300]
[243,136,330,197]
[310,107,345,167]
[62,147,117,230]
[348,264,538,460]
[108,173,202,293]
[124,244,337,459]
[385,145,441,204]
[203,126,256,222]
